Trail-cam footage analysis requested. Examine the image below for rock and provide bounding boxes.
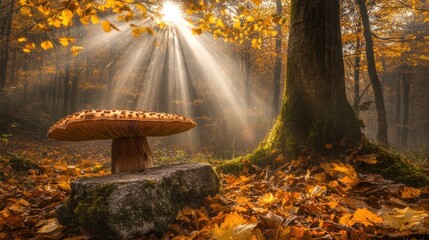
[57,163,219,239]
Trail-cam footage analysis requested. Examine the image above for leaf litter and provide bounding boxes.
[1,135,429,239]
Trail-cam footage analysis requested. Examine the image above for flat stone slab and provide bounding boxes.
[57,163,219,239]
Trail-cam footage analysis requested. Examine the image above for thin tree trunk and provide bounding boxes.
[356,0,388,144]
[395,77,401,145]
[62,61,71,115]
[353,28,362,113]
[0,0,15,89]
[243,44,251,108]
[402,68,411,147]
[272,0,283,117]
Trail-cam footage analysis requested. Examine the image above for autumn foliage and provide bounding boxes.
[1,133,429,239]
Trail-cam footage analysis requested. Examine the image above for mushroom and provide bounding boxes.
[48,109,196,174]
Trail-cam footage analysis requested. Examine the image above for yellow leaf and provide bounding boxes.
[80,16,90,25]
[23,42,36,53]
[36,23,50,31]
[252,0,262,6]
[136,3,147,16]
[59,37,75,46]
[212,212,256,240]
[102,20,112,32]
[91,14,100,24]
[20,7,32,16]
[246,16,255,22]
[18,37,27,42]
[48,17,62,28]
[71,46,84,56]
[258,192,276,206]
[60,9,74,26]
[400,186,421,199]
[322,162,359,188]
[192,27,202,35]
[57,180,70,191]
[381,206,429,232]
[37,5,50,15]
[308,185,327,197]
[352,208,383,226]
[40,41,53,50]
[216,19,225,28]
[233,20,241,29]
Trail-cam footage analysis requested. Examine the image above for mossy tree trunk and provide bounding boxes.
[259,0,362,156]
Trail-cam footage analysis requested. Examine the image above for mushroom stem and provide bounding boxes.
[111,136,153,174]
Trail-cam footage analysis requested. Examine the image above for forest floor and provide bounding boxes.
[0,118,429,239]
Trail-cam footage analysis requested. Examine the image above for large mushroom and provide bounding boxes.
[48,109,196,174]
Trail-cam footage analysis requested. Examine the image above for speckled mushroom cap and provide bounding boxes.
[48,109,196,142]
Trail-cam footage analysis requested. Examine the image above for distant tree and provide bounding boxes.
[0,0,15,89]
[356,0,388,144]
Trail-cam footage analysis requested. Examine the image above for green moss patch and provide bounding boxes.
[61,184,116,238]
[216,149,276,174]
[357,144,429,187]
[217,141,428,188]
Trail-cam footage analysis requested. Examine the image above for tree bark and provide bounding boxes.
[356,0,388,144]
[260,0,362,155]
[395,77,401,145]
[353,29,362,113]
[62,61,71,115]
[111,137,154,174]
[401,68,411,147]
[0,0,15,89]
[272,0,283,118]
[243,45,251,109]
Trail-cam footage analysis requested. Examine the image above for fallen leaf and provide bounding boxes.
[380,206,429,232]
[352,208,383,226]
[212,212,256,240]
[400,186,421,199]
[309,185,327,197]
[258,193,276,206]
[38,218,64,234]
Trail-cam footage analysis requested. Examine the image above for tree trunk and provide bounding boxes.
[272,0,283,118]
[0,0,15,89]
[356,0,388,144]
[353,29,362,113]
[243,44,251,109]
[401,68,411,147]
[260,0,362,155]
[62,61,71,115]
[395,77,401,145]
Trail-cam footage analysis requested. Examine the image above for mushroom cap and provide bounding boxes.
[48,109,196,142]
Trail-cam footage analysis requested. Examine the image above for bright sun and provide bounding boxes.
[161,2,183,24]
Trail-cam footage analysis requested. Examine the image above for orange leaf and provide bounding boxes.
[400,186,421,199]
[352,208,383,226]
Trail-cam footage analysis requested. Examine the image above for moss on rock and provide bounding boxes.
[59,184,116,238]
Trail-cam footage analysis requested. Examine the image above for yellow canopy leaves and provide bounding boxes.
[40,41,53,50]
